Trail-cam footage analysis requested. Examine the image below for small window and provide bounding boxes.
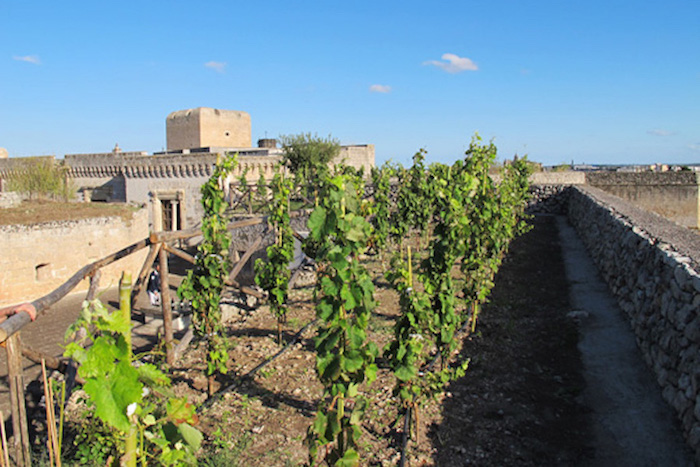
[225,131,230,137]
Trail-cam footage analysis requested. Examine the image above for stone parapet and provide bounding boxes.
[587,171,700,186]
[587,172,700,228]
[0,156,56,178]
[0,208,149,307]
[531,171,586,185]
[567,186,700,463]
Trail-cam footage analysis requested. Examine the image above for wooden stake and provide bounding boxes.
[159,248,174,365]
[0,410,9,467]
[6,333,30,466]
[41,360,61,467]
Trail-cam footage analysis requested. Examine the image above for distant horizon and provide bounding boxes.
[2,1,698,167]
[4,143,699,170]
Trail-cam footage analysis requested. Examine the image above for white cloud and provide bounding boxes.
[369,84,391,93]
[423,53,478,73]
[688,144,700,152]
[204,61,226,73]
[647,129,674,137]
[13,55,41,65]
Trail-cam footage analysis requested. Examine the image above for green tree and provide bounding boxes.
[279,133,340,189]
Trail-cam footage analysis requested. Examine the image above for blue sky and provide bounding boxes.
[1,0,698,166]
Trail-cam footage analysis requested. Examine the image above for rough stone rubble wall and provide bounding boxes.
[526,185,571,214]
[566,186,700,462]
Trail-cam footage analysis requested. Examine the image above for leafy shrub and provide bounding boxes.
[7,159,75,201]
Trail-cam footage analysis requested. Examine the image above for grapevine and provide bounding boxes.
[255,167,295,343]
[391,150,433,247]
[369,162,394,254]
[305,172,378,466]
[65,275,201,465]
[178,154,237,395]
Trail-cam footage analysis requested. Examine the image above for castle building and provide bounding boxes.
[0,108,375,234]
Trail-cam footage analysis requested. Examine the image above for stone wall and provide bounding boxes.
[122,154,217,232]
[0,156,56,176]
[523,172,585,215]
[0,208,149,307]
[587,171,700,229]
[0,192,23,208]
[567,186,700,462]
[526,185,571,214]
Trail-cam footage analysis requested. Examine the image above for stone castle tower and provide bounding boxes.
[166,107,252,151]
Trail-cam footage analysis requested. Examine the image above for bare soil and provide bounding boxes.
[163,215,592,466]
[0,199,138,226]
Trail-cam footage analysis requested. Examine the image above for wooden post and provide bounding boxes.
[159,248,174,365]
[6,333,30,466]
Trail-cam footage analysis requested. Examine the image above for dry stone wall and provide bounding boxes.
[526,185,571,214]
[0,208,149,307]
[567,186,700,462]
[524,172,584,214]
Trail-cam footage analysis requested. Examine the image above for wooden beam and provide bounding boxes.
[172,328,194,363]
[162,244,195,264]
[21,345,85,385]
[229,232,266,284]
[223,278,264,299]
[148,210,309,244]
[0,209,312,344]
[151,217,264,243]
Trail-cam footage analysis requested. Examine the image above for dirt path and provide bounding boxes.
[557,215,694,466]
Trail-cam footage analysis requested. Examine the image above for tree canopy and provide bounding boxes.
[279,133,340,180]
